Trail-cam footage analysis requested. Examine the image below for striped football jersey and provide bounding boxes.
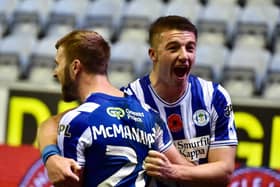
[122,74,238,165]
[57,93,173,187]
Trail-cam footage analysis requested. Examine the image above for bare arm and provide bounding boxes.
[144,146,236,187]
[37,111,81,185]
[37,113,62,152]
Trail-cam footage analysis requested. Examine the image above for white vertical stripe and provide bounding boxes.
[76,127,92,166]
[57,110,81,156]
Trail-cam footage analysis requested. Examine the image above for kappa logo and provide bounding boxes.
[193,109,210,126]
[107,107,125,119]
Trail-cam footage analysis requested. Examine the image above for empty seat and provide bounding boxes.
[194,43,229,82]
[28,35,58,84]
[109,40,149,88]
[223,47,271,97]
[82,0,125,42]
[120,0,163,33]
[12,0,54,34]
[45,24,74,39]
[47,0,88,30]
[197,3,241,46]
[118,0,164,43]
[11,22,40,38]
[164,0,202,25]
[0,0,19,35]
[0,33,37,81]
[263,53,280,98]
[233,4,279,49]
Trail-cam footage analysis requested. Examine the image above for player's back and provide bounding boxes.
[57,93,172,187]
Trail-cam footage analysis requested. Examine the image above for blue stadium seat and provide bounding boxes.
[0,0,19,36]
[28,35,58,84]
[12,0,54,35]
[0,33,37,81]
[164,0,203,25]
[197,2,241,46]
[194,43,229,82]
[47,0,88,31]
[118,0,164,42]
[223,46,271,97]
[82,0,125,42]
[263,53,280,98]
[233,3,279,49]
[109,40,149,88]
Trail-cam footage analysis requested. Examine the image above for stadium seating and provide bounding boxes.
[0,0,280,99]
[263,52,280,98]
[12,0,54,35]
[0,32,37,81]
[28,35,58,85]
[109,40,149,88]
[222,46,271,97]
[164,0,203,25]
[194,43,229,82]
[197,2,241,46]
[82,0,125,42]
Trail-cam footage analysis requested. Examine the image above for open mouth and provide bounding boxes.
[174,66,188,77]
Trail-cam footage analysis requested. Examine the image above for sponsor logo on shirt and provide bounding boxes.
[193,109,210,127]
[106,107,144,122]
[107,107,125,119]
[173,135,210,163]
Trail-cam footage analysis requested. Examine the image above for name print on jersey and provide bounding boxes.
[91,124,156,148]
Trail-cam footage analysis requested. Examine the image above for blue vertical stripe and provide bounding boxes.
[212,85,231,141]
[140,75,159,111]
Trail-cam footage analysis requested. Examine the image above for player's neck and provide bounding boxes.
[79,74,124,101]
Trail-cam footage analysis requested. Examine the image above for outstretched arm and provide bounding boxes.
[144,146,236,187]
[37,112,81,185]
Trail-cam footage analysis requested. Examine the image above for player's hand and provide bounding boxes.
[45,154,81,186]
[143,150,177,180]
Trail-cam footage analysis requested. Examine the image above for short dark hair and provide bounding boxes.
[55,30,110,75]
[148,15,198,47]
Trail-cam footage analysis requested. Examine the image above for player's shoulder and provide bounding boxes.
[190,75,226,93]
[61,102,100,124]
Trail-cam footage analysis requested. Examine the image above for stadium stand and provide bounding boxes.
[164,0,203,25]
[194,43,229,82]
[82,0,125,42]
[196,1,241,47]
[222,46,271,97]
[109,40,150,88]
[263,52,280,98]
[0,0,280,99]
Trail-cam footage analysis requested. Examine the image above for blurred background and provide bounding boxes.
[0,0,280,186]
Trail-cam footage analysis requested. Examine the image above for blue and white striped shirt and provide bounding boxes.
[57,93,173,187]
[122,74,238,165]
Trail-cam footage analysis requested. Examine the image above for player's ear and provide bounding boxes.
[148,48,157,62]
[71,59,82,77]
